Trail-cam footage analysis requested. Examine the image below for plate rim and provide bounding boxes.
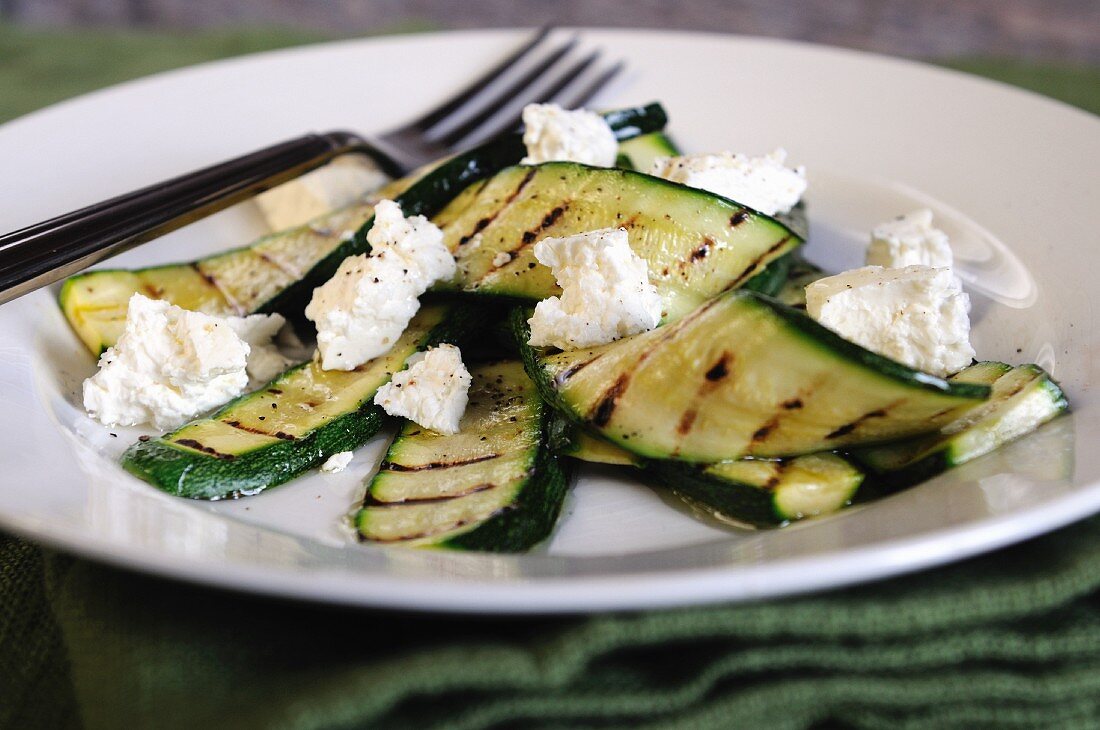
[2,479,1097,614]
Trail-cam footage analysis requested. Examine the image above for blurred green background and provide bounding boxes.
[1,0,1097,123]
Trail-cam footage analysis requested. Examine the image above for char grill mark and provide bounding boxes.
[705,354,731,382]
[825,406,894,440]
[192,263,245,315]
[224,420,296,440]
[689,236,715,263]
[174,438,235,460]
[677,409,698,435]
[255,250,300,279]
[751,415,781,444]
[363,482,495,506]
[456,168,537,247]
[381,453,500,472]
[590,374,630,428]
[723,236,792,291]
[556,354,604,386]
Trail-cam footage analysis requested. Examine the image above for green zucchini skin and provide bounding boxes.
[122,405,386,501]
[442,443,571,552]
[650,465,779,528]
[513,292,990,463]
[355,361,571,552]
[648,453,865,528]
[739,200,809,298]
[615,131,680,172]
[122,303,488,500]
[742,252,792,297]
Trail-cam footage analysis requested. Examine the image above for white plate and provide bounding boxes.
[1,30,1098,613]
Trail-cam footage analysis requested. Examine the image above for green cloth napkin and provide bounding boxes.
[2,25,1099,730]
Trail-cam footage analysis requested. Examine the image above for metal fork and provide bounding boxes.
[0,28,624,306]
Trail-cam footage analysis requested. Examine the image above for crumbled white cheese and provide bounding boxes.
[805,265,975,377]
[650,149,807,216]
[305,199,456,370]
[373,344,472,435]
[527,227,662,350]
[492,251,512,268]
[306,252,419,372]
[254,155,388,231]
[521,103,618,167]
[83,294,249,429]
[866,209,953,269]
[225,313,294,385]
[320,450,354,473]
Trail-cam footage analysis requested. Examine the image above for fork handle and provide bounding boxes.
[0,130,379,307]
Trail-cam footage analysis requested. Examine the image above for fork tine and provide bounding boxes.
[530,50,602,108]
[553,60,625,110]
[433,35,580,147]
[403,26,554,133]
[451,50,602,147]
[451,53,622,149]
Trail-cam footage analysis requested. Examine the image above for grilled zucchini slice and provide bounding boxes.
[439,162,801,319]
[516,291,990,462]
[59,202,377,355]
[621,124,799,301]
[356,361,570,551]
[615,131,679,171]
[615,132,810,243]
[652,453,864,528]
[742,252,793,297]
[549,418,643,467]
[775,255,826,310]
[654,362,1066,526]
[551,419,860,527]
[122,303,484,500]
[851,362,1068,488]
